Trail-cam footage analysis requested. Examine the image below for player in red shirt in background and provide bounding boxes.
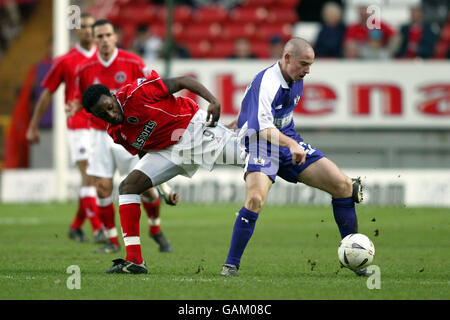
[26,13,104,243]
[73,19,177,254]
[81,70,237,273]
[343,5,399,59]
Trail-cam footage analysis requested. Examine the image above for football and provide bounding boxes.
[338,233,375,270]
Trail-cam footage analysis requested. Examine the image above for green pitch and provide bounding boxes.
[0,202,448,300]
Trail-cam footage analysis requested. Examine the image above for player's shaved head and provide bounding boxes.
[280,37,315,83]
[282,37,314,58]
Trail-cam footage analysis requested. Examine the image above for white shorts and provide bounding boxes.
[67,129,90,164]
[134,109,243,186]
[87,129,139,178]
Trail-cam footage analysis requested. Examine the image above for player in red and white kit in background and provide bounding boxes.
[26,13,105,243]
[72,19,177,253]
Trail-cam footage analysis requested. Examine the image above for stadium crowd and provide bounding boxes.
[86,0,449,60]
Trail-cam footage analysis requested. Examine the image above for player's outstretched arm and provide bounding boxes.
[162,76,221,127]
[26,88,53,144]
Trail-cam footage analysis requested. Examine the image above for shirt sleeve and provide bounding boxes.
[136,70,169,102]
[246,76,276,133]
[41,57,65,93]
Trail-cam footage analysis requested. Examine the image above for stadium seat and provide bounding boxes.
[119,24,137,49]
[183,23,222,41]
[120,4,157,25]
[276,0,300,9]
[257,23,292,42]
[221,23,258,41]
[157,5,193,24]
[208,40,236,58]
[193,5,229,24]
[251,40,271,59]
[241,0,274,7]
[267,8,299,24]
[183,40,212,58]
[230,6,268,23]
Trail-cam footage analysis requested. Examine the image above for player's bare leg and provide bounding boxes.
[222,172,272,276]
[141,186,173,252]
[94,177,120,253]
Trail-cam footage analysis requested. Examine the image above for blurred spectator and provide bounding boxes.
[228,38,257,59]
[160,40,191,59]
[343,5,399,59]
[434,10,450,59]
[360,29,390,59]
[396,6,440,59]
[296,0,344,22]
[314,2,346,58]
[0,2,22,58]
[343,40,360,59]
[269,36,284,59]
[422,0,448,25]
[132,24,163,61]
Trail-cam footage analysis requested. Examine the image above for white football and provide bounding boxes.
[338,233,375,270]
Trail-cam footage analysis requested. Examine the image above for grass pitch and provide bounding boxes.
[0,202,448,300]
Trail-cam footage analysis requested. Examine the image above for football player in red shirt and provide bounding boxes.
[73,19,177,254]
[343,5,398,58]
[26,13,104,243]
[81,71,241,273]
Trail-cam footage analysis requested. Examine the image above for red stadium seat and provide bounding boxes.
[183,40,212,58]
[120,4,157,25]
[193,5,229,24]
[267,8,299,24]
[251,40,271,59]
[241,0,274,7]
[157,5,193,24]
[277,0,300,9]
[119,24,137,49]
[230,6,268,23]
[148,22,184,40]
[183,23,222,41]
[257,23,292,42]
[209,40,236,58]
[221,23,257,41]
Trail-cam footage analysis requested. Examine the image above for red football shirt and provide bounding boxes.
[107,70,200,155]
[74,48,149,130]
[41,43,96,129]
[344,21,396,46]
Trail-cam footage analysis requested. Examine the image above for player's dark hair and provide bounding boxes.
[82,84,111,113]
[92,19,116,33]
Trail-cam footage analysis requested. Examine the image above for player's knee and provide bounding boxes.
[118,180,133,195]
[245,192,265,213]
[332,176,352,198]
[95,180,113,198]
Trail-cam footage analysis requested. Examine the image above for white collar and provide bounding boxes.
[275,61,290,89]
[75,43,96,58]
[98,48,118,67]
[116,96,124,113]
